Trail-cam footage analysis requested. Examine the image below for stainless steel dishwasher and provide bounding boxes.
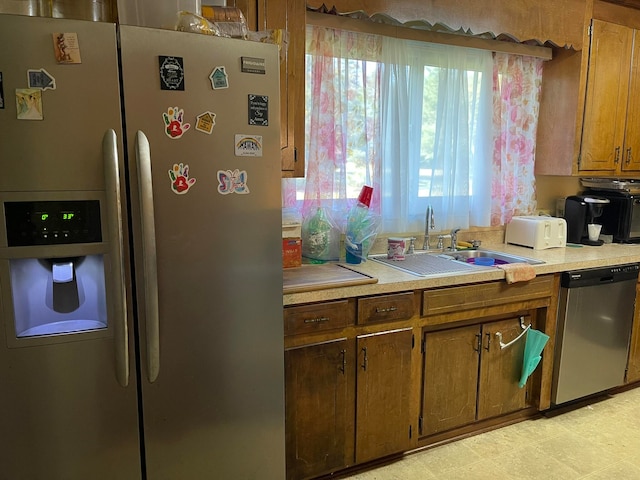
[552,263,639,405]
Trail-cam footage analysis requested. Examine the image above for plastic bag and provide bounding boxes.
[175,11,222,36]
[301,207,341,262]
[345,203,381,264]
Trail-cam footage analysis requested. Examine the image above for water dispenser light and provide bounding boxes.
[52,261,74,283]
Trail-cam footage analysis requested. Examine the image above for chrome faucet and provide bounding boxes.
[450,228,461,251]
[423,205,435,250]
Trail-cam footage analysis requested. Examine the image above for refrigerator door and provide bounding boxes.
[0,15,141,480]
[119,27,285,479]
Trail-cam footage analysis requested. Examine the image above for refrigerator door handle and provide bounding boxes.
[135,130,160,383]
[103,129,130,387]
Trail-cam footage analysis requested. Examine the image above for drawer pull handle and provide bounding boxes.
[474,333,482,353]
[340,349,347,374]
[303,316,329,324]
[361,347,368,371]
[375,306,398,314]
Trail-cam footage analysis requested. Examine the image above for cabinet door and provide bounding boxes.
[356,329,413,464]
[285,339,355,480]
[580,19,632,172]
[626,283,640,383]
[477,317,529,421]
[421,325,480,436]
[623,28,640,172]
[260,0,305,177]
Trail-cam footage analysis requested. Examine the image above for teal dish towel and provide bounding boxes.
[519,329,550,388]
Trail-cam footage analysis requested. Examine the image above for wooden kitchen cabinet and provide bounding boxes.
[421,316,530,436]
[249,0,306,177]
[285,339,356,480]
[579,19,640,173]
[284,329,413,478]
[283,275,555,478]
[284,300,413,479]
[625,282,640,383]
[355,328,413,464]
[536,4,640,176]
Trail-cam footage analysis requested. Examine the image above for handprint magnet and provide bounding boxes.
[168,163,196,194]
[163,106,190,139]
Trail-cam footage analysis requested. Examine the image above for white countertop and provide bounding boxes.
[283,243,640,306]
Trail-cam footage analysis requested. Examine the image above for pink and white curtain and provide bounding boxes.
[284,25,544,231]
[491,52,544,225]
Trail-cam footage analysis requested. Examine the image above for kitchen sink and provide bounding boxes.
[369,249,543,277]
[370,251,490,277]
[440,249,545,265]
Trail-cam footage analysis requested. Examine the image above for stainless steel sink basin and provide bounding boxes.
[369,252,491,277]
[369,249,543,277]
[440,249,544,265]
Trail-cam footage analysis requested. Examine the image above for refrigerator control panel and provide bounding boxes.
[5,200,102,246]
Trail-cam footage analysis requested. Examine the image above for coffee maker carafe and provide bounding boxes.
[564,195,610,245]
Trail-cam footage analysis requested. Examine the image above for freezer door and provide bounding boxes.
[119,27,285,479]
[0,14,141,480]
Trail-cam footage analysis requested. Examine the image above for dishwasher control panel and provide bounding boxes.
[561,263,639,288]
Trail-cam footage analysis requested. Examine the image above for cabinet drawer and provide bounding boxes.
[358,292,415,325]
[284,299,355,336]
[422,276,554,317]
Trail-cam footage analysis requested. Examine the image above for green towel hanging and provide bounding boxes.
[519,329,550,388]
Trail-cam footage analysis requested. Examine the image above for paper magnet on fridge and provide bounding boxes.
[27,68,56,91]
[15,88,43,120]
[168,163,196,194]
[163,106,190,139]
[195,111,216,134]
[217,169,249,195]
[209,66,228,89]
[159,56,184,90]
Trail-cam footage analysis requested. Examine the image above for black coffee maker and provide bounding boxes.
[564,195,610,245]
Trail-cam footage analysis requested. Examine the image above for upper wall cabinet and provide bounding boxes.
[259,0,306,178]
[537,2,640,176]
[234,0,306,177]
[579,20,640,173]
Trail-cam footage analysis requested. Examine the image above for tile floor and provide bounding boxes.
[340,386,640,479]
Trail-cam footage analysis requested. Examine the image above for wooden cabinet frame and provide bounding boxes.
[284,277,559,479]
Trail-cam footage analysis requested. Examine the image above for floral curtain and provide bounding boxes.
[284,26,545,232]
[491,52,544,225]
[282,26,382,227]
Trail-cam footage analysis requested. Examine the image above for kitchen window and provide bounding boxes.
[282,24,543,232]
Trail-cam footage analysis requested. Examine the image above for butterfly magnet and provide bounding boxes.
[217,169,249,195]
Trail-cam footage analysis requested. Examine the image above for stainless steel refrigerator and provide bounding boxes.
[0,13,285,479]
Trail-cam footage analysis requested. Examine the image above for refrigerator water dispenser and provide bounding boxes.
[4,200,108,338]
[10,255,108,337]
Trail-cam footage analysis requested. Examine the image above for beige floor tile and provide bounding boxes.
[433,458,517,480]
[534,431,621,475]
[340,387,640,480]
[342,457,437,480]
[408,440,482,476]
[581,460,640,480]
[488,444,581,480]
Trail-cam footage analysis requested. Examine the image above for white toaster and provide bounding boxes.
[505,216,567,249]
